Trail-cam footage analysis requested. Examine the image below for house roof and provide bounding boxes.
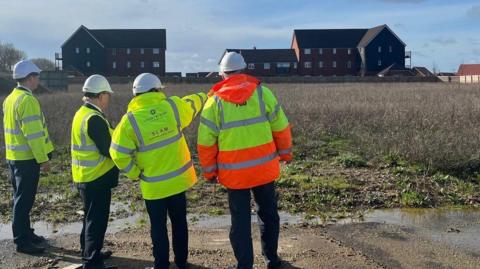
[457,64,480,76]
[224,49,297,63]
[412,67,434,77]
[377,63,414,77]
[293,24,405,49]
[62,25,166,49]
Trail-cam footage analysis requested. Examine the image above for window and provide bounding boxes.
[319,48,323,54]
[127,61,131,68]
[127,48,131,54]
[86,48,90,54]
[140,48,145,54]
[112,48,116,56]
[75,47,80,54]
[378,60,382,66]
[141,61,145,68]
[86,61,90,67]
[112,61,116,69]
[153,48,160,54]
[319,61,324,68]
[153,61,160,68]
[264,63,270,70]
[348,48,351,55]
[347,61,352,69]
[389,46,393,53]
[378,46,382,53]
[248,63,255,70]
[304,62,312,68]
[333,48,337,54]
[333,61,337,68]
[304,48,311,55]
[293,62,297,69]
[277,63,290,68]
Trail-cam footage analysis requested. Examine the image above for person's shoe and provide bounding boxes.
[267,260,282,269]
[30,233,47,244]
[100,250,113,260]
[16,242,45,254]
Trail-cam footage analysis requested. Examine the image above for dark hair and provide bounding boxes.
[134,88,158,96]
[84,92,103,99]
[16,72,39,83]
[223,69,244,75]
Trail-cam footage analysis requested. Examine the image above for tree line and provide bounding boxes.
[0,41,55,74]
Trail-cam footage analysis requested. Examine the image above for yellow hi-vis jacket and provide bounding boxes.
[71,105,115,183]
[3,87,54,163]
[109,91,206,200]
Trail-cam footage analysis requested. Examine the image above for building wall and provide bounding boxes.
[62,28,106,75]
[104,48,166,77]
[296,47,360,76]
[244,62,297,77]
[364,28,405,74]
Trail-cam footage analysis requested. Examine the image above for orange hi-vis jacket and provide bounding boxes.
[197,74,292,189]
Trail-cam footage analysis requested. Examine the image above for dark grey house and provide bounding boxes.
[291,24,408,76]
[221,48,298,76]
[60,25,166,76]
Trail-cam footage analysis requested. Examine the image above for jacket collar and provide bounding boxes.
[128,92,167,112]
[210,74,260,104]
[83,102,104,115]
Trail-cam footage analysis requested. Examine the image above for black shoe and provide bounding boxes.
[30,233,46,244]
[100,250,113,260]
[267,260,282,269]
[16,242,45,254]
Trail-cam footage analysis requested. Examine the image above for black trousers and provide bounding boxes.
[227,181,280,269]
[79,187,112,269]
[145,191,188,269]
[8,159,40,246]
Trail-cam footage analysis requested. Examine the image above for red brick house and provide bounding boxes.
[220,48,298,76]
[61,25,166,77]
[291,24,407,76]
[457,64,480,84]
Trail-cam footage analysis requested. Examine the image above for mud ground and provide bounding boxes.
[1,221,479,269]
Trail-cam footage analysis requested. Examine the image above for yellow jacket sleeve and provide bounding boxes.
[172,92,207,130]
[110,115,141,180]
[19,96,50,163]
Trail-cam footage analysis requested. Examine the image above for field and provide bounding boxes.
[1,82,480,224]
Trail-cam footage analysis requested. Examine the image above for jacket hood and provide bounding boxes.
[210,74,260,104]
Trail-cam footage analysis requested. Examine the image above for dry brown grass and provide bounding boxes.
[3,82,480,175]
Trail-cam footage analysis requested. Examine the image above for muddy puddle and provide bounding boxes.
[359,208,480,253]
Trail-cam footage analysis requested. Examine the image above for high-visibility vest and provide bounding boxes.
[71,105,115,183]
[110,91,206,200]
[3,88,54,162]
[198,83,292,189]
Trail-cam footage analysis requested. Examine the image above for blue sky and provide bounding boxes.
[0,0,479,73]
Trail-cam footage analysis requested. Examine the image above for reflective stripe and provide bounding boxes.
[4,128,21,135]
[138,133,182,152]
[278,148,292,155]
[267,104,281,122]
[221,115,268,130]
[127,112,144,146]
[195,93,205,105]
[26,131,45,140]
[72,156,106,167]
[140,160,193,183]
[72,144,98,151]
[217,152,278,170]
[214,85,268,131]
[202,164,217,173]
[5,144,30,151]
[21,115,42,124]
[166,98,181,131]
[111,142,134,154]
[122,160,135,173]
[200,117,219,132]
[185,98,196,122]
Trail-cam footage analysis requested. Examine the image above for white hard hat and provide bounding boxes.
[82,75,113,94]
[219,51,246,75]
[12,60,41,79]
[132,73,165,95]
